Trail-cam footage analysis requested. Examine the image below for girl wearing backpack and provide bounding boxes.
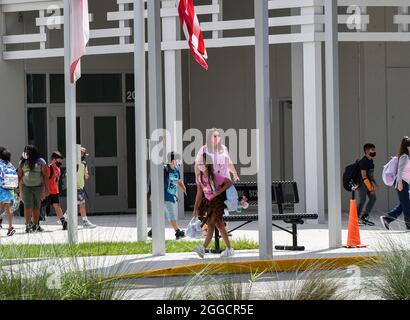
[18,145,50,233]
[381,137,410,230]
[0,149,17,236]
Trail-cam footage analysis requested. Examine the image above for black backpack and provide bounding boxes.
[342,161,361,191]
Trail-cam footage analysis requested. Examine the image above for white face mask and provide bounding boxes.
[22,152,28,160]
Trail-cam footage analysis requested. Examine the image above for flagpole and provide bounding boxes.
[134,0,148,241]
[64,0,79,244]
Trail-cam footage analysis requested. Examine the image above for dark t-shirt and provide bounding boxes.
[359,156,375,182]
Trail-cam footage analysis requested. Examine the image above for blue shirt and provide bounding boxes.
[164,164,181,203]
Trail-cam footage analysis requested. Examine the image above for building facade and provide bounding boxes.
[1,0,410,218]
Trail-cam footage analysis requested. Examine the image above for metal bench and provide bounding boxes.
[187,181,318,252]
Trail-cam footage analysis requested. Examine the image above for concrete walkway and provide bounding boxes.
[1,213,409,276]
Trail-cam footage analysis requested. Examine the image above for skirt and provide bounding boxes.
[198,194,226,226]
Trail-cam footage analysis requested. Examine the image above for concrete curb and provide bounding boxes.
[113,255,380,279]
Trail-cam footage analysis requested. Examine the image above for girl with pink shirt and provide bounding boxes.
[195,128,239,181]
[193,153,234,258]
[381,137,410,230]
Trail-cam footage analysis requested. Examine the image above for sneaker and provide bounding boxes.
[359,217,375,226]
[33,225,44,232]
[82,220,96,229]
[380,216,391,230]
[175,229,185,240]
[193,246,205,259]
[7,227,15,237]
[220,248,235,258]
[25,224,33,233]
[62,219,68,231]
[147,229,152,238]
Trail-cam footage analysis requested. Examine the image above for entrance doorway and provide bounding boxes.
[48,106,127,213]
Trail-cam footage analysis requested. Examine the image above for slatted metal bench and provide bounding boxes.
[187,181,318,252]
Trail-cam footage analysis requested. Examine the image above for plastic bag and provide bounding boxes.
[224,185,239,211]
[186,217,204,239]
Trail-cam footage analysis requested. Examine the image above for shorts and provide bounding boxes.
[0,188,14,204]
[21,185,43,209]
[47,193,60,205]
[77,188,86,204]
[164,201,177,222]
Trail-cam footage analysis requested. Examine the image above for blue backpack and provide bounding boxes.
[0,161,18,190]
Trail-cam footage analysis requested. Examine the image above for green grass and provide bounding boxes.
[0,239,259,260]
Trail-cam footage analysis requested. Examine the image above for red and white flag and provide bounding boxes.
[178,0,208,70]
[70,0,90,83]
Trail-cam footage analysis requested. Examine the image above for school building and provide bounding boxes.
[1,0,410,223]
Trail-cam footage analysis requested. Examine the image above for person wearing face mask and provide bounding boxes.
[381,137,410,231]
[357,143,378,226]
[193,153,234,258]
[75,147,96,229]
[18,145,50,233]
[44,151,67,230]
[195,128,240,182]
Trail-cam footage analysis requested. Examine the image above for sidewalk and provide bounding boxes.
[1,213,409,276]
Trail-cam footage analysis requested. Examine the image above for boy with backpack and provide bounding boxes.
[0,148,18,236]
[147,152,187,240]
[45,151,68,230]
[343,143,378,226]
[357,143,378,226]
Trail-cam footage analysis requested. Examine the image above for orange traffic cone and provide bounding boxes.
[343,199,367,248]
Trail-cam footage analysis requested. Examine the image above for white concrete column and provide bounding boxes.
[291,8,306,213]
[325,0,342,248]
[255,0,273,260]
[212,0,223,39]
[398,6,409,32]
[134,0,148,242]
[64,0,79,243]
[147,0,165,256]
[302,5,325,223]
[162,0,184,220]
[0,6,26,163]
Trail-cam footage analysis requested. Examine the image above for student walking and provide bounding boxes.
[193,153,234,258]
[45,151,68,230]
[357,143,378,226]
[0,149,18,236]
[381,137,410,231]
[18,145,49,233]
[195,128,239,182]
[76,147,96,229]
[147,152,187,240]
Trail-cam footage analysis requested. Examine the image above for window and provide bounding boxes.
[27,108,47,159]
[50,74,123,103]
[27,74,46,104]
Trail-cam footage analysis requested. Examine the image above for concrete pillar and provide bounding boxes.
[302,6,325,223]
[162,0,185,220]
[0,8,26,164]
[147,0,165,256]
[255,0,273,260]
[291,8,306,214]
[325,0,342,248]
